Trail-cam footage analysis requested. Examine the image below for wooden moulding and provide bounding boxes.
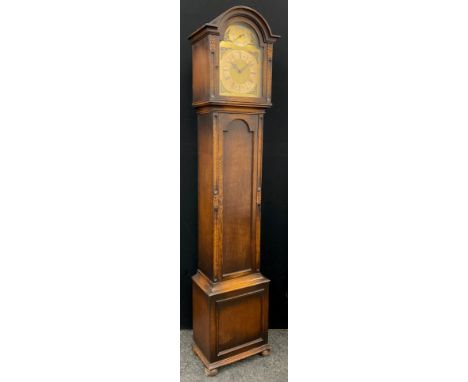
[192,270,270,297]
[195,104,268,115]
[193,341,271,372]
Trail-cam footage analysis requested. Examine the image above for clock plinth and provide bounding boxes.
[189,6,279,374]
[192,271,270,370]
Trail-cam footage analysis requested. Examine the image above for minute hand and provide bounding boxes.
[239,62,254,72]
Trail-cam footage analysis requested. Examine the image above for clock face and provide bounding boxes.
[220,50,258,95]
[219,23,262,98]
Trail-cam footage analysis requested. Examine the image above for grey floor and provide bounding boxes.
[180,329,288,381]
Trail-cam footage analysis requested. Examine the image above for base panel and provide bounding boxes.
[192,271,270,370]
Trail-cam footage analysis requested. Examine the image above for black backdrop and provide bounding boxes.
[180,0,288,329]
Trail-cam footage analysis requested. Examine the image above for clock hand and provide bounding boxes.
[230,62,241,73]
[239,62,254,72]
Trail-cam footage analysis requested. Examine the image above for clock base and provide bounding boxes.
[192,271,270,373]
[193,342,271,375]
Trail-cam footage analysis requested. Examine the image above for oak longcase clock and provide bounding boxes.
[189,6,279,376]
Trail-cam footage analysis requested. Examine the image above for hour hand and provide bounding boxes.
[230,62,241,72]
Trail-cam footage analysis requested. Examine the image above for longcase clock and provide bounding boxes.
[188,6,279,376]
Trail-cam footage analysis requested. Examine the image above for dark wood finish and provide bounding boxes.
[192,271,270,364]
[221,119,255,277]
[189,6,279,375]
[216,288,266,356]
[197,113,215,280]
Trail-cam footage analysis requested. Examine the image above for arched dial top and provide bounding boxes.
[219,23,262,98]
[224,23,258,46]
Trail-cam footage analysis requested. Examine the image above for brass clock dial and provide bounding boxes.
[226,24,254,47]
[219,23,262,98]
[220,49,258,95]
